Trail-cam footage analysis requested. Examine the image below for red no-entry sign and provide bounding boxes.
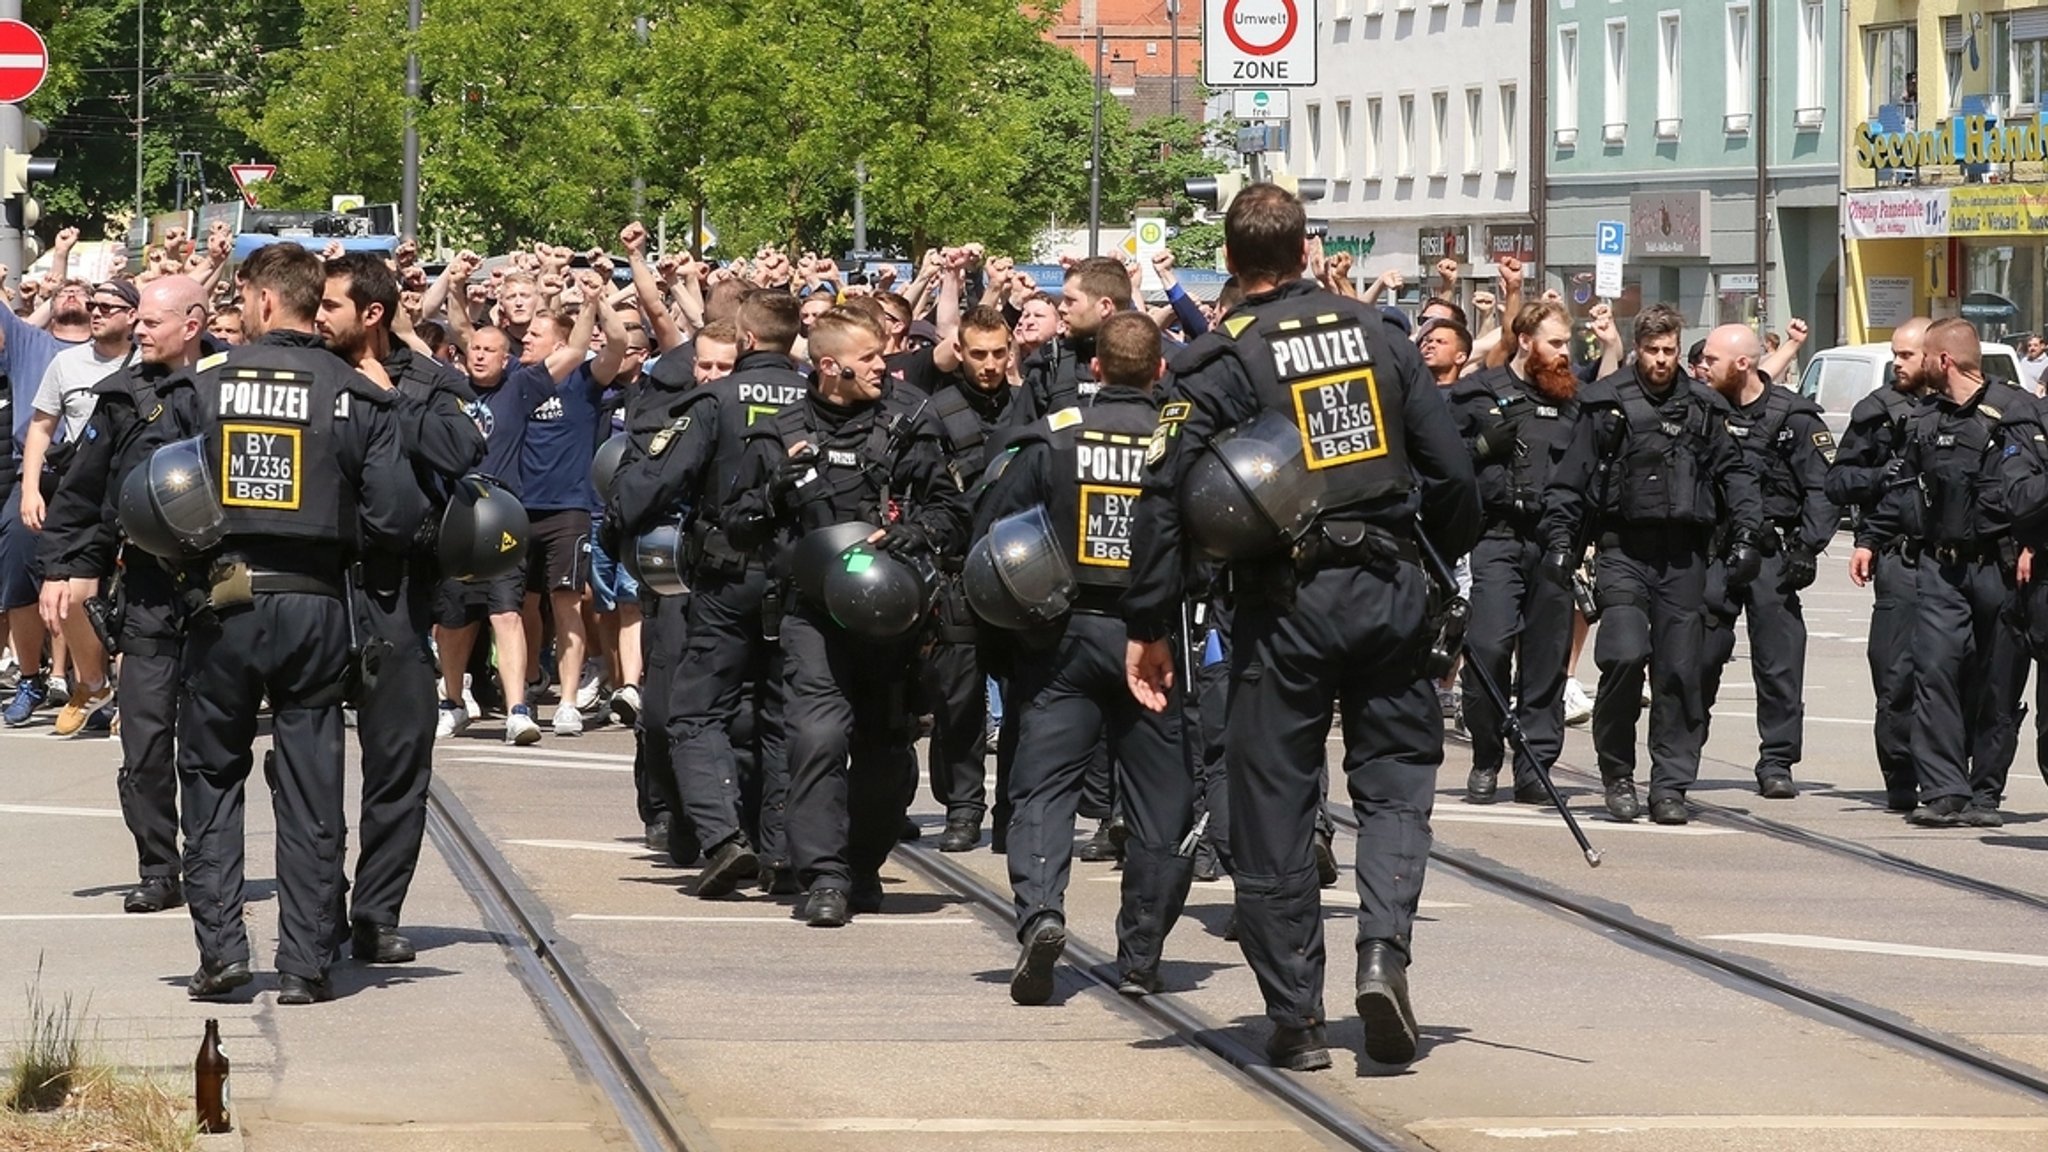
[0,21,49,106]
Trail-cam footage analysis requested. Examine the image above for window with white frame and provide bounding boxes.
[1557,27,1581,143]
[2015,16,2048,111]
[1794,0,1824,126]
[1430,90,1449,175]
[1364,97,1383,179]
[1397,93,1415,177]
[1656,13,1681,136]
[1864,25,1915,117]
[1497,83,1519,170]
[1334,100,1352,179]
[1605,19,1629,142]
[1725,4,1750,130]
[1464,88,1484,173]
[1306,103,1323,176]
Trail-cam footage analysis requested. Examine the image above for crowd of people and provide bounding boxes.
[10,181,2040,1072]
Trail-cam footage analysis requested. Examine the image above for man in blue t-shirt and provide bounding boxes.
[516,272,628,736]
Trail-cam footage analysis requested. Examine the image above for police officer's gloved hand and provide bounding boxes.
[1473,420,1518,462]
[1781,547,1818,591]
[1538,550,1577,589]
[1725,531,1764,588]
[875,522,930,557]
[769,454,814,510]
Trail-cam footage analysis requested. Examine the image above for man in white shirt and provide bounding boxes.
[2020,334,2048,396]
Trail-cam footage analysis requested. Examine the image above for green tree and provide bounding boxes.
[999,43,1129,243]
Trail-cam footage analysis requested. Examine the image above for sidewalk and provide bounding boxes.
[0,726,623,1151]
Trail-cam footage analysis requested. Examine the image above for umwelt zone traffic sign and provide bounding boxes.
[1204,0,1317,88]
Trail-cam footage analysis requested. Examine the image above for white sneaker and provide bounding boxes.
[46,675,68,708]
[461,672,481,718]
[553,703,584,737]
[1640,680,1652,707]
[436,700,471,739]
[505,707,542,745]
[574,671,604,713]
[609,683,641,727]
[1563,678,1594,726]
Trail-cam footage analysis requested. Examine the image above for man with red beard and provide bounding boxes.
[1449,303,1582,804]
[1695,325,1839,800]
[1538,305,1764,825]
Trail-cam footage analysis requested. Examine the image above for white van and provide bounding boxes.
[1798,342,2023,440]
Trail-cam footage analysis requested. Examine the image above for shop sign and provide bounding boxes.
[1854,114,2048,170]
[1628,191,1710,259]
[1947,184,2048,236]
[1844,188,1951,239]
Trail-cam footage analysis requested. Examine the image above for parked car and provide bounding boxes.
[1798,341,2022,440]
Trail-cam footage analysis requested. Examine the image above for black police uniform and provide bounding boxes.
[1825,381,1927,810]
[1013,334,1100,425]
[349,344,484,952]
[981,385,1193,990]
[922,371,1013,846]
[1539,365,1763,820]
[666,350,807,889]
[1446,364,1579,803]
[723,383,967,917]
[180,331,422,994]
[1865,380,2038,824]
[1125,280,1480,1067]
[1699,381,1839,792]
[39,357,206,905]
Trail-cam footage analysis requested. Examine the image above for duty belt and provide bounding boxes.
[1926,539,2002,567]
[1293,520,1419,574]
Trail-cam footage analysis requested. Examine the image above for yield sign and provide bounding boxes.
[0,21,49,105]
[229,163,277,208]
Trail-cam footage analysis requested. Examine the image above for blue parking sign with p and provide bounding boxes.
[1596,221,1626,258]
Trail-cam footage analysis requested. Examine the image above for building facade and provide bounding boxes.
[1843,0,2048,344]
[1047,0,1204,120]
[1281,0,1535,299]
[1544,0,1841,346]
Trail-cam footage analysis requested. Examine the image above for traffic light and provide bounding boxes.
[1274,174,1327,203]
[2,116,55,233]
[1184,170,1248,213]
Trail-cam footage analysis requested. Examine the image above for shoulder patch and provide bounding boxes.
[648,415,691,457]
[1812,430,1836,463]
[1158,401,1192,425]
[1046,407,1084,432]
[197,352,229,373]
[1222,315,1257,339]
[1984,404,2004,420]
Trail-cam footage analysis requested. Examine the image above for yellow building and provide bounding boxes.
[1844,0,2048,342]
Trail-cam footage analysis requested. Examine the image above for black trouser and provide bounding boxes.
[1227,562,1437,1030]
[920,635,988,823]
[1910,554,2027,807]
[1868,549,1918,800]
[117,559,183,883]
[1700,548,1809,780]
[350,567,437,930]
[1463,533,1571,787]
[1008,612,1194,974]
[669,567,787,859]
[180,593,351,981]
[780,608,916,893]
[637,591,688,827]
[1194,640,1232,872]
[1590,531,1709,801]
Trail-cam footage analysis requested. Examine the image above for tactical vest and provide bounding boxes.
[1724,387,1817,526]
[1473,369,1576,520]
[1905,387,2012,546]
[1217,293,1413,514]
[196,343,352,546]
[931,379,1008,492]
[1052,398,1157,588]
[1606,378,1718,526]
[710,364,809,509]
[1029,338,1099,415]
[766,394,909,536]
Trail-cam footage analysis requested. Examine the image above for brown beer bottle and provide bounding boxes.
[196,1018,231,1134]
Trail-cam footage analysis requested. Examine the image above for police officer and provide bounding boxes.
[318,253,486,964]
[1826,318,1931,812]
[1125,184,1480,1072]
[1446,301,1581,805]
[37,275,211,914]
[972,311,1192,1002]
[1012,257,1132,422]
[667,293,808,897]
[1695,324,1838,799]
[1539,304,1764,825]
[158,242,423,1002]
[921,296,1017,852]
[723,307,967,927]
[1858,318,2036,828]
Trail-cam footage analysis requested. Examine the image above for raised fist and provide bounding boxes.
[618,221,648,255]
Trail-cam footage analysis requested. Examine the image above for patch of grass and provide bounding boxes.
[0,955,195,1151]
[5,955,90,1113]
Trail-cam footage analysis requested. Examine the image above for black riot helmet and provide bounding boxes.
[1180,410,1328,560]
[438,474,530,580]
[818,540,935,638]
[963,506,1076,630]
[791,522,883,607]
[590,431,630,497]
[118,436,227,559]
[628,520,690,596]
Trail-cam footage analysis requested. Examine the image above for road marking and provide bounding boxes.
[449,755,632,773]
[457,746,635,764]
[506,839,652,855]
[1409,1116,2048,1136]
[1705,933,2048,969]
[1716,710,1871,726]
[712,1118,1301,1133]
[0,913,188,921]
[1433,811,1736,836]
[0,803,124,819]
[569,914,975,926]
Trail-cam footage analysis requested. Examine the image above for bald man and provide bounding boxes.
[35,274,214,911]
[1696,325,1838,798]
[1826,318,1932,811]
[1857,319,2039,827]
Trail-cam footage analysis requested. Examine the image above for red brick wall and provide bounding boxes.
[1042,0,1203,117]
